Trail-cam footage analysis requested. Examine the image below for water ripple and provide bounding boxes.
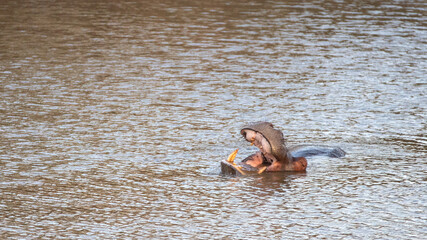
[1,0,426,239]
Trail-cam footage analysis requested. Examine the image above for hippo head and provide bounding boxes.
[240,122,292,164]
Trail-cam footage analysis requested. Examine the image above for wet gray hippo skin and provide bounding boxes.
[238,121,345,172]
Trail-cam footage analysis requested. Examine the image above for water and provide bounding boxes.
[1,0,426,239]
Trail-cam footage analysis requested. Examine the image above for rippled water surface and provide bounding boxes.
[1,0,426,239]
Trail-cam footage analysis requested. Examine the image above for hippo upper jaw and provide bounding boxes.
[240,122,292,164]
[240,129,276,164]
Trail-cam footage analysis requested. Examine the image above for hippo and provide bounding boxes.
[221,122,346,176]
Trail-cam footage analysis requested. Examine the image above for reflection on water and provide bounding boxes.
[1,0,426,239]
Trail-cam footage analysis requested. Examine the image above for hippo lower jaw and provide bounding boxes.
[224,147,307,175]
[239,142,306,172]
[223,149,264,175]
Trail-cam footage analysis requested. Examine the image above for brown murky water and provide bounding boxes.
[1,0,426,239]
